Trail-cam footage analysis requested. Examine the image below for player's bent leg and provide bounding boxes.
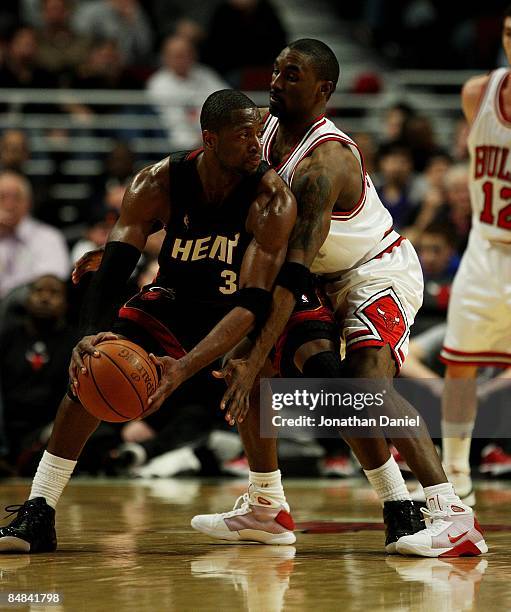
[296,339,423,553]
[0,394,101,553]
[191,362,296,545]
[442,364,478,506]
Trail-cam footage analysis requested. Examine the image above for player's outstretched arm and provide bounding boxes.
[147,171,296,411]
[461,74,490,125]
[219,144,353,422]
[70,159,170,389]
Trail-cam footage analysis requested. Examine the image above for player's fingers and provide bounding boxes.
[238,395,250,423]
[220,386,235,411]
[212,369,226,379]
[148,353,164,369]
[93,332,119,344]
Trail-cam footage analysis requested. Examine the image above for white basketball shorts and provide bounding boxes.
[441,229,511,367]
[324,231,424,371]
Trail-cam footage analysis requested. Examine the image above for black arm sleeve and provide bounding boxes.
[79,241,141,335]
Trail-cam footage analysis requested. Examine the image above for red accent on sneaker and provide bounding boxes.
[451,505,466,513]
[448,531,469,544]
[257,497,272,506]
[439,540,483,558]
[275,510,295,531]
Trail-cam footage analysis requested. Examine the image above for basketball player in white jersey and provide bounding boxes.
[439,7,511,505]
[192,40,487,557]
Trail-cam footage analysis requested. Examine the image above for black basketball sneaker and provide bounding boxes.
[383,500,423,553]
[0,498,57,553]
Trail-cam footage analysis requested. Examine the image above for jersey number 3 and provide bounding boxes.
[219,270,237,294]
[480,181,511,229]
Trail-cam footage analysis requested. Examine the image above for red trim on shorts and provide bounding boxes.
[346,329,371,341]
[118,306,187,359]
[442,346,511,358]
[346,339,403,374]
[439,355,511,368]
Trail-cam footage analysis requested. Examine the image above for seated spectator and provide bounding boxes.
[146,35,227,150]
[0,274,77,473]
[203,0,287,88]
[413,222,458,335]
[380,102,415,146]
[91,141,136,212]
[73,0,154,66]
[35,0,91,86]
[0,26,57,110]
[70,208,118,263]
[0,129,52,220]
[402,114,447,172]
[0,171,70,298]
[375,143,420,228]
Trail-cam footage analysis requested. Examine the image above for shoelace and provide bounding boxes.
[420,506,450,532]
[225,493,251,517]
[2,504,24,521]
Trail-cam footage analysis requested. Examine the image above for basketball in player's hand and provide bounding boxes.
[77,339,160,422]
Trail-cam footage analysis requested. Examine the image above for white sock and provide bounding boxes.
[29,451,77,509]
[423,482,459,508]
[249,469,287,508]
[442,420,474,473]
[363,456,411,505]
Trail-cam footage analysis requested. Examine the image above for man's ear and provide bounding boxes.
[320,81,334,99]
[202,129,217,150]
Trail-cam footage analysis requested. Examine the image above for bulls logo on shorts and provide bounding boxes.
[348,288,410,367]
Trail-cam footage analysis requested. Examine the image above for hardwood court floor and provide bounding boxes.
[0,477,510,611]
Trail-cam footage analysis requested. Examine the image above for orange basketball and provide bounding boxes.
[77,339,160,422]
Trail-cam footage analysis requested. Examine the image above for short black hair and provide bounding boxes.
[504,3,511,19]
[287,39,340,91]
[200,89,257,132]
[422,222,457,249]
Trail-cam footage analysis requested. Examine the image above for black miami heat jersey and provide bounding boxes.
[117,149,270,353]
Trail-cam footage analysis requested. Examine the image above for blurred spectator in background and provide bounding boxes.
[414,221,458,334]
[35,0,91,86]
[0,26,57,107]
[402,114,446,172]
[146,35,227,150]
[0,274,76,474]
[73,0,154,66]
[451,118,470,162]
[353,131,377,176]
[203,0,287,88]
[375,143,420,229]
[0,129,52,218]
[433,164,472,253]
[380,102,415,146]
[91,140,136,212]
[70,208,118,263]
[0,171,70,298]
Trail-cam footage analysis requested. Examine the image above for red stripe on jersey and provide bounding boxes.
[495,70,511,128]
[186,148,203,161]
[371,236,406,260]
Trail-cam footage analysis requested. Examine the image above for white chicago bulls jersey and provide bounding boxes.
[468,67,511,242]
[261,113,394,272]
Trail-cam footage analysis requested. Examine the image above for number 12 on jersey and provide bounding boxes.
[480,180,511,229]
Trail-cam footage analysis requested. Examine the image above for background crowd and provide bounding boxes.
[0,0,510,481]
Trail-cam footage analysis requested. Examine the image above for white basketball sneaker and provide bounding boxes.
[396,494,487,557]
[191,486,296,545]
[410,471,475,507]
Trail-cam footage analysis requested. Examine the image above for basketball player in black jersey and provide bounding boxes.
[0,89,297,553]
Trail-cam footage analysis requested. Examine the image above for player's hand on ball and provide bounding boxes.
[72,246,105,284]
[146,354,187,411]
[213,358,257,425]
[69,331,121,394]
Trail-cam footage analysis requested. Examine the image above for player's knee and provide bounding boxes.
[445,363,478,379]
[294,339,336,373]
[301,350,343,378]
[344,344,396,378]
